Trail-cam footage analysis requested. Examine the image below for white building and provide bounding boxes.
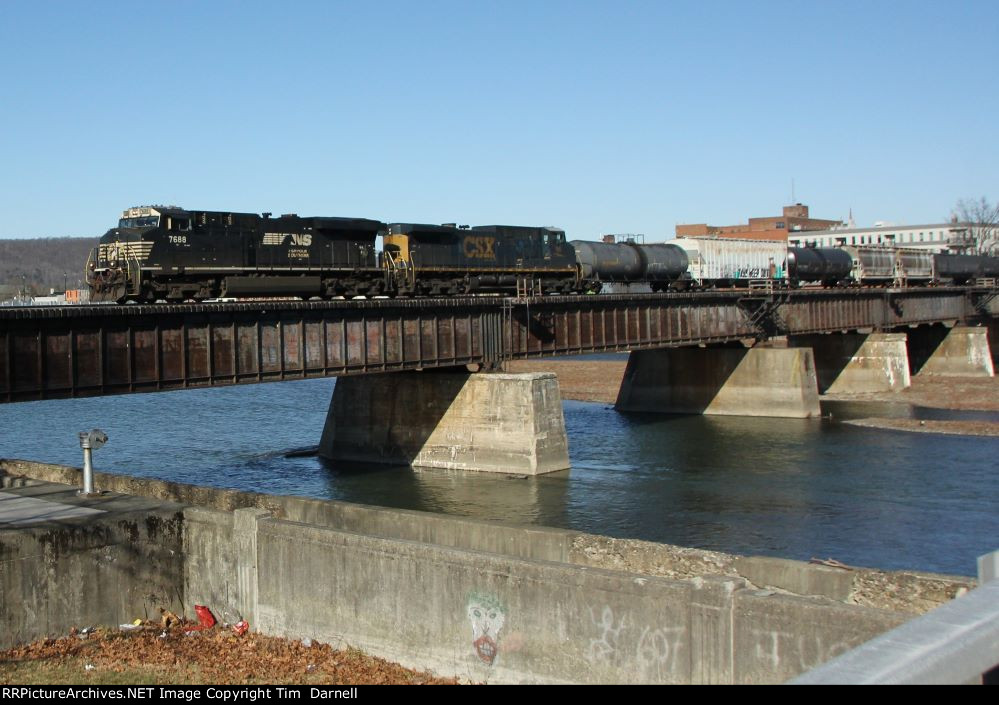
[29,292,66,306]
[788,222,975,253]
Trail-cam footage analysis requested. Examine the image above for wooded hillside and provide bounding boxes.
[0,237,98,294]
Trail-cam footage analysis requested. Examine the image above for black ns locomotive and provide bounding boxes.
[88,206,385,302]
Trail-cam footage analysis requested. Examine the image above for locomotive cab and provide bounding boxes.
[88,206,182,302]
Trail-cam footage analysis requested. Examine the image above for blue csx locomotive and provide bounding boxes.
[87,206,998,302]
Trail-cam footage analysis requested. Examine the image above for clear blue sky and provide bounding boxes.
[1,0,997,239]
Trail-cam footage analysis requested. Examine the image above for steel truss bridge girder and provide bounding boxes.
[0,287,995,402]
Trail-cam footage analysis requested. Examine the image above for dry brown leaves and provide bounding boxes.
[1,626,458,685]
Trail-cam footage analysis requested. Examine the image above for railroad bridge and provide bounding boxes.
[3,287,997,474]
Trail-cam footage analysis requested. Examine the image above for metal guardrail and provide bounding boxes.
[788,551,999,685]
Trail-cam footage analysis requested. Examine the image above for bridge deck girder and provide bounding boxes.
[1,288,994,402]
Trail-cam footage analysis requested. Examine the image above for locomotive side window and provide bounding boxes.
[546,231,566,256]
[168,218,191,231]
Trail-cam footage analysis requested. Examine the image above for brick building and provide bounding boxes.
[676,203,843,241]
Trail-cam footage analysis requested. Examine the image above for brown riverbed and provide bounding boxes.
[507,359,628,404]
[825,375,999,412]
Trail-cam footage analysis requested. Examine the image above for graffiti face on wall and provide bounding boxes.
[466,592,507,665]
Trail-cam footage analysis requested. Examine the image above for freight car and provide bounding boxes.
[569,240,688,292]
[786,245,999,287]
[934,253,999,284]
[675,237,786,286]
[786,246,853,286]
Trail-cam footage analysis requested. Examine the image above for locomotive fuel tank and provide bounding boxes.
[787,247,853,284]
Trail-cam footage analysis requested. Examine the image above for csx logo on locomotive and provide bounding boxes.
[262,233,312,247]
[463,235,496,259]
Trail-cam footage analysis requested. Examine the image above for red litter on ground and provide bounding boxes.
[186,605,217,632]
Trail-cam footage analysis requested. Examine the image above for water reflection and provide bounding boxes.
[317,457,572,527]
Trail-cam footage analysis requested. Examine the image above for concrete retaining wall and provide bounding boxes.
[0,477,185,649]
[183,504,909,684]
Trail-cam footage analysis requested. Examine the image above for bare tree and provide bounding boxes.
[952,197,999,254]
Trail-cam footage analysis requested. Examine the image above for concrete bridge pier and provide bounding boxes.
[908,324,994,377]
[790,333,911,394]
[986,319,999,367]
[614,345,821,418]
[318,370,570,475]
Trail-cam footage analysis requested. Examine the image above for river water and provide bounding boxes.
[1,373,996,576]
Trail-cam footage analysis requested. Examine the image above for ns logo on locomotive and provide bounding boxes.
[87,206,999,303]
